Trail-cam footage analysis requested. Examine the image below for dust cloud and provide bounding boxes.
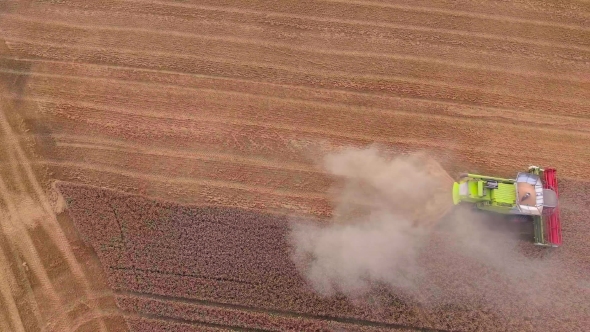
[287,145,455,299]
[287,145,590,329]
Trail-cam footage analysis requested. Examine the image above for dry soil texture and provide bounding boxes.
[1,0,590,331]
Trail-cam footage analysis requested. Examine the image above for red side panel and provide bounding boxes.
[543,168,562,246]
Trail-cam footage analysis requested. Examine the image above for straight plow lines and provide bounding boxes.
[3,86,590,141]
[53,0,589,52]
[5,36,589,107]
[121,312,261,332]
[53,138,320,174]
[2,13,589,84]
[2,65,590,131]
[7,93,590,159]
[115,290,450,332]
[3,93,589,177]
[321,0,590,30]
[0,244,26,332]
[122,0,590,52]
[0,174,71,331]
[0,102,111,331]
[41,160,327,200]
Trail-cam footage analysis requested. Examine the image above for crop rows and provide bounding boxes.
[116,294,418,332]
[56,181,446,330]
[124,316,235,332]
[56,180,590,332]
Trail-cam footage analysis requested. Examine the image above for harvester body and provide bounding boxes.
[452,166,562,247]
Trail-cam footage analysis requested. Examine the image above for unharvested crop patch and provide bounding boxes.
[58,180,590,332]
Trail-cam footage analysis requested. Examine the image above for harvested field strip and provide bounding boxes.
[7,7,590,80]
[29,109,590,180]
[12,78,590,137]
[40,138,590,200]
[10,95,590,174]
[3,20,590,105]
[17,72,588,126]
[68,310,127,332]
[4,89,590,160]
[51,136,320,174]
[344,0,590,25]
[3,14,590,90]
[46,134,590,185]
[322,0,590,29]
[2,66,590,129]
[0,61,586,126]
[42,160,327,200]
[115,292,435,331]
[46,145,331,194]
[15,95,589,153]
[36,160,334,217]
[34,0,590,27]
[5,41,590,118]
[32,0,590,52]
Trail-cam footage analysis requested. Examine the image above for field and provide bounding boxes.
[0,0,589,331]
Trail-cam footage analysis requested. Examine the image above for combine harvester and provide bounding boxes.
[452,166,562,247]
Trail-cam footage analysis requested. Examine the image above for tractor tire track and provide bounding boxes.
[115,291,445,332]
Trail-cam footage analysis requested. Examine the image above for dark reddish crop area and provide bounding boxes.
[57,180,590,332]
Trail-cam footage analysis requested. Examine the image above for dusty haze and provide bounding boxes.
[288,146,455,299]
[288,146,590,329]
